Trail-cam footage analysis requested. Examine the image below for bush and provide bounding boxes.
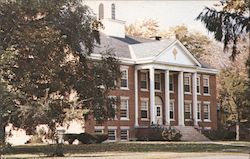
[135,126,182,141]
[202,129,236,141]
[64,133,108,144]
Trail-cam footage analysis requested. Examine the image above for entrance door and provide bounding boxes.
[155,104,163,125]
[155,96,163,125]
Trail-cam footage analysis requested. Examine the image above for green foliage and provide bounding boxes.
[0,0,120,140]
[162,127,182,141]
[196,0,249,60]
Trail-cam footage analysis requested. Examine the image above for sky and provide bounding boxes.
[85,0,219,35]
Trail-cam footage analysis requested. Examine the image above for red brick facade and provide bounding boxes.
[85,65,217,141]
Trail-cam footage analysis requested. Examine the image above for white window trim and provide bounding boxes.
[140,71,148,91]
[203,101,211,122]
[184,74,191,94]
[155,72,161,92]
[94,129,104,134]
[120,129,129,141]
[197,75,201,95]
[203,75,210,96]
[120,97,129,120]
[170,99,175,121]
[184,100,192,121]
[197,101,202,121]
[120,66,129,90]
[169,74,174,93]
[140,98,149,121]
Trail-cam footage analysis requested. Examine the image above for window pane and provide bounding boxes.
[185,103,191,119]
[157,107,161,116]
[170,102,174,119]
[184,85,190,92]
[120,99,128,118]
[141,110,148,118]
[95,129,104,134]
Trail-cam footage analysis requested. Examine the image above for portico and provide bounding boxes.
[134,63,199,127]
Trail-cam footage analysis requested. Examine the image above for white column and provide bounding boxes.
[134,69,139,127]
[165,70,170,126]
[178,71,185,126]
[192,72,198,126]
[149,67,156,125]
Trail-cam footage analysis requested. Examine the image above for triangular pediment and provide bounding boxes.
[154,40,201,67]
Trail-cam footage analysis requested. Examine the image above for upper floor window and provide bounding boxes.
[98,3,104,19]
[155,73,161,91]
[141,98,148,120]
[204,102,210,121]
[203,76,210,95]
[184,75,191,93]
[169,74,174,92]
[120,97,129,120]
[197,76,201,94]
[140,72,148,90]
[111,3,115,19]
[120,68,128,89]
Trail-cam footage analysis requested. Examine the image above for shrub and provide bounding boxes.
[135,126,182,141]
[202,129,236,141]
[64,133,108,144]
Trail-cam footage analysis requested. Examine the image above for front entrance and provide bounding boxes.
[155,96,163,125]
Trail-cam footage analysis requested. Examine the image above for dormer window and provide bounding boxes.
[111,3,115,19]
[99,3,104,19]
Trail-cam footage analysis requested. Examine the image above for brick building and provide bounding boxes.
[84,2,218,141]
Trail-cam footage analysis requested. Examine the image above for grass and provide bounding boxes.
[1,142,250,156]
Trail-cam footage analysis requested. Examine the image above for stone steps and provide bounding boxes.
[173,126,210,141]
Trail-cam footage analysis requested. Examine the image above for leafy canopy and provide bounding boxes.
[0,0,120,134]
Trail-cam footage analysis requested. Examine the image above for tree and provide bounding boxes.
[197,0,250,140]
[125,18,159,38]
[218,65,248,140]
[0,0,120,144]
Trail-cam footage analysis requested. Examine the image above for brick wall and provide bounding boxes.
[85,65,218,140]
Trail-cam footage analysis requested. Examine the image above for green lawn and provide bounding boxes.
[1,142,250,156]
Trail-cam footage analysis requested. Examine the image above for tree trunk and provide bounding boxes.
[0,113,6,145]
[236,121,240,141]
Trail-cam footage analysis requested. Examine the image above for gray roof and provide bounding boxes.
[130,39,176,59]
[92,33,153,58]
[92,33,214,69]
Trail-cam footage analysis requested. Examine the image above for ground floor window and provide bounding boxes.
[120,129,129,141]
[170,100,174,120]
[108,129,116,141]
[197,103,201,120]
[184,102,191,120]
[204,102,210,121]
[141,99,148,119]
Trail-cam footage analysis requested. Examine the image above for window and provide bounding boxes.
[197,76,201,94]
[169,74,174,92]
[98,3,104,19]
[197,102,201,120]
[94,129,104,134]
[111,3,115,19]
[184,102,191,120]
[140,72,148,90]
[120,68,128,89]
[155,73,161,90]
[170,100,174,120]
[204,102,210,121]
[203,76,210,95]
[108,129,116,141]
[120,98,129,120]
[141,99,148,119]
[184,75,191,93]
[120,129,129,141]
[156,107,161,116]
